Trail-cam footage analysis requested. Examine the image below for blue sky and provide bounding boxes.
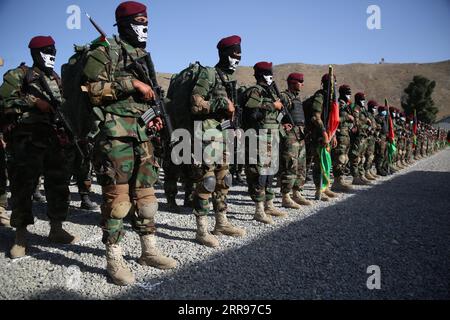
[0,0,449,73]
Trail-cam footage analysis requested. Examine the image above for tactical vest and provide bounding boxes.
[339,100,353,131]
[288,92,305,126]
[253,84,280,130]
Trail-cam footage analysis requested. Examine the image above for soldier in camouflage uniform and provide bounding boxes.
[189,35,246,247]
[279,73,312,209]
[330,85,355,191]
[374,105,389,176]
[163,158,193,213]
[349,91,372,185]
[0,124,10,227]
[243,62,286,223]
[82,2,176,286]
[308,74,338,201]
[363,99,379,180]
[0,36,79,258]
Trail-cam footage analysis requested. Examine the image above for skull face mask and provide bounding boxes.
[228,56,240,71]
[40,52,55,69]
[131,23,148,43]
[263,75,274,86]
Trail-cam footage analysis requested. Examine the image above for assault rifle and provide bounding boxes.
[271,81,300,141]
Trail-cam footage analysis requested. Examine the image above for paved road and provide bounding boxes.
[0,149,449,299]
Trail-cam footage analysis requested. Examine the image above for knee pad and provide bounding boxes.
[203,175,217,193]
[137,202,158,219]
[338,154,347,164]
[109,201,133,219]
[223,173,233,189]
[103,184,132,219]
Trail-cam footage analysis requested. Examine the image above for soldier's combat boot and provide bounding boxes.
[265,199,287,217]
[195,214,219,248]
[365,171,376,181]
[167,196,180,213]
[324,188,338,198]
[315,188,329,202]
[33,187,46,203]
[292,190,312,206]
[331,176,353,193]
[138,234,177,269]
[48,222,79,244]
[254,201,274,224]
[282,193,301,209]
[10,227,28,259]
[361,175,373,184]
[212,211,246,237]
[106,244,135,286]
[80,194,100,211]
[352,176,369,186]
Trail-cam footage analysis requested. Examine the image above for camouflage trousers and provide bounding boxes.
[93,136,159,245]
[405,140,413,162]
[375,137,388,172]
[280,128,306,194]
[311,140,323,190]
[332,131,351,178]
[0,145,7,212]
[349,135,368,177]
[6,124,71,228]
[191,163,230,216]
[364,137,376,171]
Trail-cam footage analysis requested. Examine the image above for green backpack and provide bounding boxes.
[166,62,207,130]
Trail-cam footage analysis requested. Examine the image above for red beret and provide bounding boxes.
[339,84,351,92]
[368,100,378,109]
[217,35,241,50]
[321,73,336,83]
[254,61,272,72]
[355,92,365,101]
[287,73,304,83]
[116,1,147,21]
[28,36,55,49]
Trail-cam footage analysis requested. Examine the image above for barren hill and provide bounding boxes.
[157,60,450,121]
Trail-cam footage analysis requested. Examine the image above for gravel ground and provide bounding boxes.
[0,149,449,300]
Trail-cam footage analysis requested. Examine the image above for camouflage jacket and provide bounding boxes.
[0,65,62,126]
[243,83,281,131]
[190,65,234,132]
[280,89,304,138]
[82,36,153,141]
[337,99,354,135]
[355,106,371,138]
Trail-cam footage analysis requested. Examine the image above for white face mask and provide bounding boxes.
[40,52,55,69]
[263,75,274,86]
[381,111,387,116]
[228,56,240,71]
[401,117,406,122]
[131,24,148,42]
[345,95,352,102]
[360,100,366,107]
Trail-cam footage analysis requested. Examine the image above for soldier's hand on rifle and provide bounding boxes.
[147,117,164,132]
[132,80,155,101]
[225,98,235,115]
[273,100,283,111]
[35,98,53,113]
[283,123,293,132]
[348,114,355,122]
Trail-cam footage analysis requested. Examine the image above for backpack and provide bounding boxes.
[165,62,206,130]
[60,41,117,139]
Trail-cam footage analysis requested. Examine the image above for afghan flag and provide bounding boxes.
[386,99,397,163]
[91,36,109,48]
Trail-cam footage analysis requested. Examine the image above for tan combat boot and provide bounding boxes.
[352,176,369,186]
[331,176,353,193]
[265,199,287,217]
[365,171,376,181]
[106,244,135,286]
[292,190,312,206]
[10,227,28,259]
[138,234,177,269]
[212,211,246,237]
[48,222,79,244]
[254,201,274,224]
[281,193,301,209]
[324,188,338,198]
[195,214,219,248]
[315,188,330,202]
[0,210,11,228]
